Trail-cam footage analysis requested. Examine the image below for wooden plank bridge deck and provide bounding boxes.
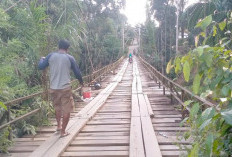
[1,57,190,157]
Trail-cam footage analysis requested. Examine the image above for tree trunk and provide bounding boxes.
[176,7,179,54]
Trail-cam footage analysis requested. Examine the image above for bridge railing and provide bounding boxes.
[139,56,215,117]
[0,56,124,140]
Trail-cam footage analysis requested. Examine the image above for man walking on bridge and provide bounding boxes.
[38,39,83,138]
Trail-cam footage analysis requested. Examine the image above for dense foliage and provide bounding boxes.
[169,12,232,157]
[144,0,232,156]
[140,0,176,72]
[1,0,231,155]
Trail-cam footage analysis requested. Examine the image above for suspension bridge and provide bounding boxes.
[0,44,214,157]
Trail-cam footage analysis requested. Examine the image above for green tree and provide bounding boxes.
[169,10,232,157]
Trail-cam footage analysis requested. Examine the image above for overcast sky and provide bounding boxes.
[123,0,199,26]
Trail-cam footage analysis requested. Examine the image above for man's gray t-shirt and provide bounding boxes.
[38,52,83,89]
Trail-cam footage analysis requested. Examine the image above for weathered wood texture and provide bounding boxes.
[62,60,132,157]
[137,59,190,157]
[2,56,191,157]
[29,61,129,157]
[1,61,125,157]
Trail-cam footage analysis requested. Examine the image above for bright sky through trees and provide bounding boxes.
[123,0,199,26]
[124,0,146,26]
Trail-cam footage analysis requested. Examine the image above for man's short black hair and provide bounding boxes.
[58,39,70,50]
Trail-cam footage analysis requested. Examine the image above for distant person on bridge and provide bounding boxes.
[129,52,132,63]
[38,39,83,138]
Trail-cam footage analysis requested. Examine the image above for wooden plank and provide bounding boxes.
[153,123,181,127]
[29,60,129,157]
[137,94,149,117]
[88,118,130,121]
[148,97,170,101]
[157,136,192,144]
[92,117,130,120]
[131,94,140,117]
[29,118,87,157]
[14,141,43,146]
[144,94,154,118]
[85,83,119,117]
[152,118,182,123]
[0,153,31,157]
[111,94,131,96]
[76,61,128,118]
[131,79,137,94]
[13,137,47,142]
[156,131,179,136]
[106,99,130,103]
[78,132,129,137]
[149,102,171,105]
[129,60,145,157]
[98,109,130,112]
[136,59,162,157]
[88,121,130,125]
[92,115,130,119]
[101,106,130,109]
[70,140,129,146]
[154,127,189,131]
[23,133,52,138]
[76,83,113,117]
[135,64,142,93]
[159,145,191,150]
[153,114,182,118]
[81,127,129,132]
[75,136,129,140]
[66,146,129,151]
[8,57,191,157]
[8,146,38,152]
[152,108,175,111]
[161,151,187,156]
[61,151,128,157]
[129,117,145,157]
[141,117,162,157]
[95,111,130,114]
[159,145,180,150]
[80,84,117,119]
[136,76,143,93]
[83,124,130,128]
[153,110,180,115]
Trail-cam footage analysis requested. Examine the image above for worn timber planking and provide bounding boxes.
[61,60,132,157]
[29,60,128,157]
[5,53,192,157]
[129,61,145,157]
